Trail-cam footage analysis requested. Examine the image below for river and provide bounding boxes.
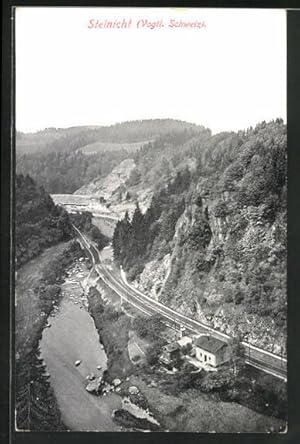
[40,263,122,431]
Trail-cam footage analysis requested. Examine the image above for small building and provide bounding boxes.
[193,335,230,368]
[177,336,193,349]
[160,342,181,366]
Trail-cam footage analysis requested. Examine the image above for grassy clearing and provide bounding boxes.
[80,140,151,155]
[127,330,150,364]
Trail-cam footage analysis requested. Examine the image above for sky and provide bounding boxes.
[16,7,286,134]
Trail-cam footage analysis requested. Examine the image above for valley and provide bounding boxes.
[15,118,287,432]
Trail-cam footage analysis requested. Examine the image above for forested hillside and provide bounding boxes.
[16,174,73,267]
[17,119,205,193]
[113,119,287,354]
[17,150,129,194]
[17,119,204,154]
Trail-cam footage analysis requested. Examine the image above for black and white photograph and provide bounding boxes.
[14,7,287,433]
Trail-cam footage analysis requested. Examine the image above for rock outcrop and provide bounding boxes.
[75,159,136,201]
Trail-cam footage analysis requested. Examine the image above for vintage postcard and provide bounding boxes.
[14,7,287,433]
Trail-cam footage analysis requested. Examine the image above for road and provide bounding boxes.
[73,225,287,381]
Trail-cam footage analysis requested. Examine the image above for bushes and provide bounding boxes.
[200,370,233,393]
[219,370,287,420]
[133,314,167,366]
[195,252,212,273]
[127,263,145,282]
[213,201,231,218]
[70,212,109,250]
[145,343,162,366]
[87,225,109,250]
[88,287,133,381]
[160,367,205,396]
[133,314,166,342]
[188,217,212,249]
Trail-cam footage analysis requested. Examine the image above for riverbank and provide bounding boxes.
[87,286,133,382]
[87,285,286,432]
[15,240,84,431]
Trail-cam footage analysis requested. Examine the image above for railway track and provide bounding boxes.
[74,225,287,381]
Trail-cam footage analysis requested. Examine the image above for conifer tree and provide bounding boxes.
[130,203,145,258]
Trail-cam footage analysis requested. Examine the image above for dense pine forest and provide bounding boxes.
[16,174,73,268]
[17,150,130,194]
[113,167,191,277]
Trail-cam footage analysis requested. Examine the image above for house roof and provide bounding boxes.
[163,342,181,353]
[194,336,227,354]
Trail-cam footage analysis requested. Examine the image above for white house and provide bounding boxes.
[193,335,231,368]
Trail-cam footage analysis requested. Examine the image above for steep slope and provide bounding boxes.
[16,174,72,268]
[113,120,287,355]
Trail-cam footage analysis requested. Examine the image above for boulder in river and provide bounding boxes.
[86,377,104,395]
[128,386,139,395]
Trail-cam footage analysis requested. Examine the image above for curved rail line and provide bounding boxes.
[73,225,287,381]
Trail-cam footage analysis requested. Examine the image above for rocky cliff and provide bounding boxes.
[134,193,286,355]
[113,120,287,355]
